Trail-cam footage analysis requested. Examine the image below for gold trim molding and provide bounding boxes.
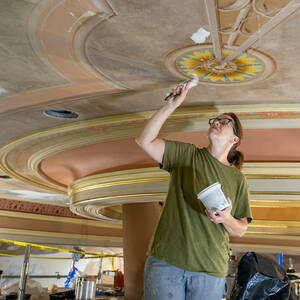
[0,210,121,229]
[69,165,300,197]
[68,167,300,221]
[251,192,300,196]
[251,199,300,208]
[0,105,300,222]
[229,243,300,254]
[1,104,300,195]
[0,228,122,245]
[250,220,300,228]
[244,232,300,240]
[68,167,169,197]
[244,162,300,178]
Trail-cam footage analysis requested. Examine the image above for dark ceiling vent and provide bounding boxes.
[44,109,79,119]
[0,175,11,179]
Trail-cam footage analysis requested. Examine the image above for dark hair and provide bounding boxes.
[224,112,244,170]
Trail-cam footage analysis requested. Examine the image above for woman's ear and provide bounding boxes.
[233,136,239,144]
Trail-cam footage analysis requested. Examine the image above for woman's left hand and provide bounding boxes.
[205,197,232,224]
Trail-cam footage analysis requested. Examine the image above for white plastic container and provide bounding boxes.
[197,182,229,214]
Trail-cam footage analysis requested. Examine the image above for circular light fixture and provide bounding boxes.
[165,44,276,85]
[44,109,79,119]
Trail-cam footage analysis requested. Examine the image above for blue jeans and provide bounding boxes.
[143,256,226,300]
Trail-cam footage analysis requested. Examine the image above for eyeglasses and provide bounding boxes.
[208,117,238,136]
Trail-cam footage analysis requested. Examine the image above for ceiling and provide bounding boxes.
[0,0,300,255]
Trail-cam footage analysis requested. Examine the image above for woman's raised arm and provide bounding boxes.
[135,82,190,163]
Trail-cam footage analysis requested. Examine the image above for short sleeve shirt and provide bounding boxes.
[147,140,252,277]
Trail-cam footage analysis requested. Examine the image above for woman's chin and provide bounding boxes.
[208,131,219,139]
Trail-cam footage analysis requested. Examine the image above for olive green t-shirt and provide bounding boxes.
[148,140,252,277]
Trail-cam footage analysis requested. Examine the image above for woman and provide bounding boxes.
[136,82,252,300]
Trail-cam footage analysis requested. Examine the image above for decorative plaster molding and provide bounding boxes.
[219,0,250,11]
[0,228,122,245]
[27,0,123,89]
[0,198,80,219]
[244,232,300,240]
[250,220,300,228]
[251,192,300,196]
[251,199,300,208]
[0,210,121,228]
[229,243,300,254]
[0,106,300,224]
[68,166,300,222]
[68,167,168,196]
[165,44,275,85]
[252,0,289,18]
[1,105,300,195]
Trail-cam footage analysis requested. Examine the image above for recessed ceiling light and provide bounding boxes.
[43,109,79,119]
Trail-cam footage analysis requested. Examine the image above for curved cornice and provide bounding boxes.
[229,243,300,255]
[243,162,300,178]
[68,165,300,222]
[0,228,122,247]
[68,167,168,197]
[0,210,120,229]
[0,105,300,253]
[1,104,300,193]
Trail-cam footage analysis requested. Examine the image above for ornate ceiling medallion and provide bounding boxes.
[165,44,276,85]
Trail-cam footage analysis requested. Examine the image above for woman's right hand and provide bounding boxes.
[166,81,191,108]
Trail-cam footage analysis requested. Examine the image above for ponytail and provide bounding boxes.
[224,112,244,170]
[227,146,244,170]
